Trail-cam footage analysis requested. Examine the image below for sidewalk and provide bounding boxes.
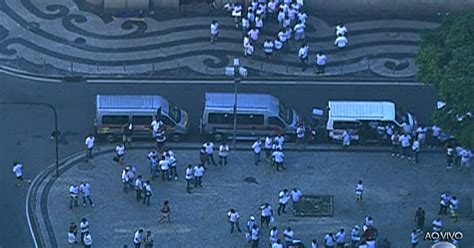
[0,0,440,81]
[29,144,473,247]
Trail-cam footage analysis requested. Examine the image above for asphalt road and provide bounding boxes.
[0,74,437,247]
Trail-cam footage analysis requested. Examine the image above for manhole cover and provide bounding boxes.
[78,162,94,171]
[243,177,259,185]
[74,37,86,45]
[294,195,333,217]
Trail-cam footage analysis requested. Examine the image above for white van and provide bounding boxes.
[201,93,300,141]
[326,101,417,141]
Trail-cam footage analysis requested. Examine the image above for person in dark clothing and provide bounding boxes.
[414,207,425,230]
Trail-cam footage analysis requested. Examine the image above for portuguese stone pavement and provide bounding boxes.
[0,0,441,79]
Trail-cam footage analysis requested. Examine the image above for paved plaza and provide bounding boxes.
[34,145,473,247]
[0,0,441,80]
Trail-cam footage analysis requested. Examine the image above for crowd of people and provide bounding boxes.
[214,0,349,73]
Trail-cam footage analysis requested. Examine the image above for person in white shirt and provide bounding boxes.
[232,4,243,28]
[267,0,277,20]
[263,39,274,62]
[315,52,327,74]
[335,228,346,247]
[248,27,260,42]
[218,143,230,166]
[115,143,125,164]
[272,239,284,248]
[335,23,347,37]
[122,167,131,192]
[351,225,361,247]
[432,217,443,232]
[193,164,205,188]
[274,37,284,52]
[283,227,294,244]
[166,150,178,180]
[460,148,472,172]
[294,21,305,42]
[151,118,163,137]
[155,126,167,152]
[159,155,171,181]
[143,180,152,206]
[68,222,78,244]
[264,135,273,161]
[296,124,305,148]
[84,134,95,160]
[412,138,421,163]
[242,17,250,34]
[135,175,144,202]
[251,224,260,247]
[247,215,256,232]
[324,233,335,247]
[185,164,193,193]
[449,196,459,222]
[270,226,279,244]
[284,26,292,43]
[295,33,306,56]
[297,12,307,24]
[334,33,348,49]
[272,148,285,171]
[410,229,422,247]
[311,239,319,248]
[69,183,79,209]
[355,179,364,202]
[147,150,159,180]
[210,20,219,44]
[274,134,285,150]
[277,189,290,215]
[342,130,351,148]
[398,133,412,159]
[290,188,302,207]
[227,209,242,233]
[203,141,217,166]
[246,42,255,64]
[12,162,30,186]
[252,138,263,165]
[415,126,427,144]
[277,9,285,24]
[80,182,95,208]
[430,125,442,147]
[255,15,264,30]
[79,218,89,245]
[260,203,273,227]
[83,231,92,248]
[296,0,304,7]
[134,229,144,247]
[243,35,251,55]
[278,29,287,44]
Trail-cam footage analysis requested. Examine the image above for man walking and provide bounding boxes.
[143,230,154,248]
[133,229,144,248]
[203,141,217,166]
[167,151,178,180]
[315,52,327,74]
[264,135,273,161]
[135,175,144,202]
[155,126,167,152]
[227,208,242,233]
[439,191,451,215]
[159,155,171,181]
[12,162,30,186]
[260,203,273,228]
[283,227,294,245]
[355,179,364,202]
[263,39,274,62]
[412,137,421,163]
[79,181,95,208]
[291,188,302,208]
[80,218,89,245]
[399,132,411,159]
[143,180,152,206]
[277,189,290,215]
[296,124,305,149]
[116,143,126,164]
[335,229,346,248]
[185,164,193,193]
[122,166,131,192]
[414,207,425,230]
[159,200,172,223]
[194,164,205,188]
[251,224,260,248]
[69,183,79,209]
[122,122,134,147]
[272,148,285,171]
[210,20,220,44]
[324,233,336,248]
[85,134,95,161]
[218,142,230,166]
[298,43,309,71]
[252,138,263,165]
[83,231,93,248]
[351,225,360,248]
[147,150,159,180]
[391,132,400,157]
[410,229,422,248]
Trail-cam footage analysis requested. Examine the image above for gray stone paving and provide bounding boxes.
[0,0,441,79]
[44,148,474,247]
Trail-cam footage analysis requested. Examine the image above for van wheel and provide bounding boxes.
[213,133,224,142]
[106,134,116,143]
[171,134,181,142]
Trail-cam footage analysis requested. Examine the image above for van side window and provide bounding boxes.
[208,113,233,124]
[132,116,153,126]
[237,114,264,125]
[102,115,129,125]
[333,121,360,129]
[268,117,285,128]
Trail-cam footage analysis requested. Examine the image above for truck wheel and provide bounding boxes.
[172,134,182,142]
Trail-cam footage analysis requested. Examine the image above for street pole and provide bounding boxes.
[232,77,239,149]
[0,102,60,177]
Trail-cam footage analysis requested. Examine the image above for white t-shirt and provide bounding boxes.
[85,136,95,149]
[203,143,214,154]
[261,205,273,217]
[432,125,442,137]
[79,183,91,196]
[399,135,411,148]
[335,36,348,48]
[294,23,305,34]
[272,151,285,163]
[265,137,273,149]
[68,232,76,244]
[134,231,143,243]
[194,166,205,177]
[291,190,302,202]
[336,25,347,36]
[246,44,255,55]
[264,41,274,53]
[279,191,290,204]
[248,29,259,41]
[13,163,23,177]
[219,145,229,157]
[83,234,92,245]
[324,235,335,246]
[185,168,193,179]
[335,231,345,243]
[316,54,327,66]
[160,159,170,170]
[228,211,240,222]
[211,23,219,35]
[283,229,294,241]
[252,141,262,153]
[116,145,125,155]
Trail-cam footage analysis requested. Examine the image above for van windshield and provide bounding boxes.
[168,103,181,123]
[279,103,293,124]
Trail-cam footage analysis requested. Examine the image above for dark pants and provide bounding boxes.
[230,220,242,233]
[277,203,287,215]
[337,243,345,248]
[413,151,419,163]
[351,240,359,248]
[143,194,151,206]
[86,148,93,160]
[251,239,259,248]
[156,141,165,152]
[136,189,142,201]
[391,145,399,156]
[186,178,192,193]
[276,162,284,171]
[265,149,271,160]
[162,169,170,181]
[402,146,409,158]
[260,216,270,227]
[254,152,261,165]
[170,166,178,179]
[151,166,158,180]
[84,245,91,248]
[219,155,228,166]
[447,157,453,168]
[123,181,130,192]
[80,232,85,244]
[206,154,217,165]
[82,196,94,206]
[300,57,308,71]
[316,64,326,74]
[439,204,448,215]
[134,242,141,248]
[416,218,425,230]
[194,176,203,187]
[70,196,78,209]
